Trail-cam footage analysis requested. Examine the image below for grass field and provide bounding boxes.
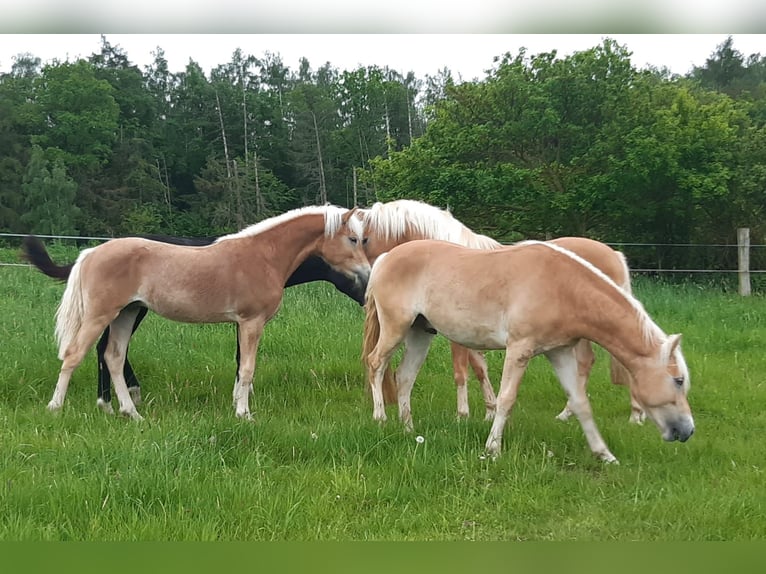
[0,251,765,541]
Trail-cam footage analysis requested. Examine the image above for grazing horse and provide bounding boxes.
[358,199,641,422]
[39,205,370,420]
[22,234,366,411]
[362,239,693,463]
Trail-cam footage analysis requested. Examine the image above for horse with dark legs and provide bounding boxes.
[357,199,642,423]
[362,239,694,463]
[26,205,370,420]
[23,234,366,411]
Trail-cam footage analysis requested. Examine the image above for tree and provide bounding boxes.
[20,146,80,235]
[31,60,120,175]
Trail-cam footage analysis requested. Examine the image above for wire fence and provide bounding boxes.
[2,231,765,284]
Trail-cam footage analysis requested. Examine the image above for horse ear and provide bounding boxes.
[666,333,682,355]
[341,207,358,224]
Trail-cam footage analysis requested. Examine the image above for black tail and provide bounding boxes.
[20,236,73,282]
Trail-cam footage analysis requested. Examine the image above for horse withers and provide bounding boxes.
[362,239,693,463]
[39,205,370,420]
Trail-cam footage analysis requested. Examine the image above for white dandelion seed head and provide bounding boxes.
[415,435,425,444]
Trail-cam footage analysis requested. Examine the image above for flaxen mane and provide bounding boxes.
[522,240,664,347]
[362,200,501,249]
[217,205,361,242]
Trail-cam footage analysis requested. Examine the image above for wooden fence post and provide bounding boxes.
[738,227,751,296]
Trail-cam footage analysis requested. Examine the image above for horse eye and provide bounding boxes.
[362,237,369,245]
[349,237,358,244]
[673,376,684,387]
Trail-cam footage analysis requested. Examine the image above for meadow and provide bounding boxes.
[0,249,764,541]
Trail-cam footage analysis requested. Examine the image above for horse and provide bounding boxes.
[362,239,693,463]
[22,234,366,412]
[357,199,641,423]
[37,204,370,420]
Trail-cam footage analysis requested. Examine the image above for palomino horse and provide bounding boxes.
[362,240,694,463]
[41,205,370,420]
[23,234,366,411]
[358,199,641,423]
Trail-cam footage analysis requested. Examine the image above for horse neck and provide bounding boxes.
[239,214,327,284]
[570,277,662,367]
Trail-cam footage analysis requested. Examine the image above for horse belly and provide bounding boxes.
[425,308,508,351]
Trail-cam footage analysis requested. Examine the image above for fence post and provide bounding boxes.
[738,227,751,296]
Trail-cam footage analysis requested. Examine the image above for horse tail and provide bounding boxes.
[21,236,73,281]
[361,288,397,405]
[609,247,634,387]
[54,248,94,360]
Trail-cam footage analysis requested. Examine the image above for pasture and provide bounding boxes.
[0,249,764,541]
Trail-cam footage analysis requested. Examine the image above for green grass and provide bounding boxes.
[1,261,765,541]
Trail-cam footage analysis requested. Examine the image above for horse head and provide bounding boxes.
[317,207,371,294]
[632,334,694,443]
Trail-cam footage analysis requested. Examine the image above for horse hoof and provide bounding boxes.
[96,398,114,415]
[120,409,143,421]
[47,401,62,413]
[598,452,619,464]
[236,411,253,421]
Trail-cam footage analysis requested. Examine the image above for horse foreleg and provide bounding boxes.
[96,306,149,411]
[546,346,617,464]
[609,356,645,424]
[232,324,242,406]
[555,338,595,422]
[450,343,471,419]
[467,349,496,421]
[628,387,646,425]
[485,343,531,457]
[103,308,144,421]
[125,306,149,405]
[96,327,114,414]
[233,319,265,420]
[396,328,435,431]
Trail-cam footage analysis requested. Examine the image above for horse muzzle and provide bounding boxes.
[662,417,695,443]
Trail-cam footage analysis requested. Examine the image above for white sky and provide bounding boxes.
[0,34,764,81]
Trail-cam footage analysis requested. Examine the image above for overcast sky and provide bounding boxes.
[0,34,763,81]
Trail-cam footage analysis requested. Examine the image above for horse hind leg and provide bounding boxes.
[450,343,471,419]
[556,338,594,422]
[546,345,617,464]
[102,306,145,420]
[467,349,496,421]
[48,317,116,413]
[367,317,411,424]
[396,327,435,431]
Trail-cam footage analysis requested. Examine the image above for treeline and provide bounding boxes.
[1,36,765,270]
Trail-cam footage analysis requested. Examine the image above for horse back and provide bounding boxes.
[549,237,630,290]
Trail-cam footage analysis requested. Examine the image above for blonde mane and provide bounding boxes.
[216,205,357,242]
[521,240,665,346]
[362,200,501,249]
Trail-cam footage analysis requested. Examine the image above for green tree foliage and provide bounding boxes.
[30,60,119,174]
[1,35,763,275]
[20,146,80,235]
[369,39,765,260]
